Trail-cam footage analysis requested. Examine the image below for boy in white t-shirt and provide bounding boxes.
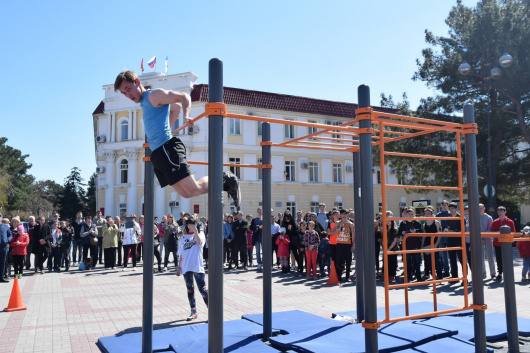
[176,217,208,321]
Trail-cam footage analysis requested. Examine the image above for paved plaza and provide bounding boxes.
[0,248,529,353]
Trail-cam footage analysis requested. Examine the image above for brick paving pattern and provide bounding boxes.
[0,248,528,352]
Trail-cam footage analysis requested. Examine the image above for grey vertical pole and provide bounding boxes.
[208,58,224,353]
[500,225,520,352]
[262,122,272,339]
[353,150,364,323]
[358,85,378,353]
[142,136,154,353]
[463,104,487,353]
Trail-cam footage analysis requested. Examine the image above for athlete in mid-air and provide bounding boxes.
[114,70,240,207]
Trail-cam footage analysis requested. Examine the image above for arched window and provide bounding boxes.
[120,159,128,184]
[120,120,129,141]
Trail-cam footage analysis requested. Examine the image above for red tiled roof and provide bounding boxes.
[93,101,104,115]
[92,86,396,118]
[190,84,394,119]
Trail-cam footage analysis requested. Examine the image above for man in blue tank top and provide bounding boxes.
[114,70,240,208]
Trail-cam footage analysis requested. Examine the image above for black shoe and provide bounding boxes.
[222,171,241,209]
[0,278,9,283]
[496,274,502,280]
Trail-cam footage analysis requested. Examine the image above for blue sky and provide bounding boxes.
[0,0,478,187]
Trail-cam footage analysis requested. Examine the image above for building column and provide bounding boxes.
[110,112,116,142]
[107,112,112,142]
[125,148,139,216]
[154,180,166,219]
[128,110,133,140]
[104,151,117,216]
[132,110,137,140]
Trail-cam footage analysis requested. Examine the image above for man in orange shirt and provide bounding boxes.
[330,209,355,282]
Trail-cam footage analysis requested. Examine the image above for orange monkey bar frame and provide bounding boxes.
[141,95,515,337]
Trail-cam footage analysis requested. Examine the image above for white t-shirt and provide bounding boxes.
[178,231,205,274]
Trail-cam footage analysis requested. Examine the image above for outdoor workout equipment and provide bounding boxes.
[123,58,530,353]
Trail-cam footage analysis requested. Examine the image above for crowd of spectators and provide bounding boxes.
[0,200,528,285]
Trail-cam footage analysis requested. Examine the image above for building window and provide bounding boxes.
[334,202,343,209]
[120,160,128,184]
[333,163,343,183]
[258,158,263,180]
[308,120,318,140]
[257,121,263,137]
[332,121,342,142]
[284,119,295,139]
[229,118,241,135]
[286,202,296,216]
[377,170,381,184]
[397,174,405,185]
[285,161,296,182]
[229,157,241,179]
[169,201,180,218]
[309,162,319,183]
[310,202,319,213]
[119,204,127,218]
[120,120,129,141]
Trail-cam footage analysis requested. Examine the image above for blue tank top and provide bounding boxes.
[140,90,172,151]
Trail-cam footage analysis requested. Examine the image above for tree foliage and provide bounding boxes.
[58,167,87,220]
[378,93,461,198]
[86,173,97,216]
[0,137,35,212]
[413,0,530,205]
[26,180,64,217]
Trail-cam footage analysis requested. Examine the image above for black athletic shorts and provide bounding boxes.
[150,137,193,188]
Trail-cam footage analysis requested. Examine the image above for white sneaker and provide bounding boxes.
[73,262,77,266]
[122,268,126,272]
[257,264,262,270]
[163,267,167,272]
[132,267,136,271]
[105,268,109,270]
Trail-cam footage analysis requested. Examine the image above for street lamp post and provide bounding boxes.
[458,49,513,215]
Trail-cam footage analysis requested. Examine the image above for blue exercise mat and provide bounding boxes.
[331,301,472,320]
[485,312,530,337]
[241,310,350,334]
[269,319,457,353]
[394,336,493,353]
[98,319,278,353]
[170,330,280,353]
[415,312,530,342]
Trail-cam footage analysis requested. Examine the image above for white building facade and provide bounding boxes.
[93,71,454,219]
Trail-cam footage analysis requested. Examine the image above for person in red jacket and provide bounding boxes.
[276,227,290,273]
[10,223,29,279]
[490,206,516,280]
[517,226,530,281]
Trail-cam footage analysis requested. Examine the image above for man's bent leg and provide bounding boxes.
[172,175,208,198]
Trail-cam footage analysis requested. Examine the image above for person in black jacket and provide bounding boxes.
[250,208,263,270]
[32,216,51,274]
[59,221,73,271]
[232,211,249,270]
[398,207,423,282]
[445,202,464,278]
[281,213,299,273]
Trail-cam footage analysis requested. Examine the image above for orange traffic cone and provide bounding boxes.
[326,261,340,285]
[4,278,27,312]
